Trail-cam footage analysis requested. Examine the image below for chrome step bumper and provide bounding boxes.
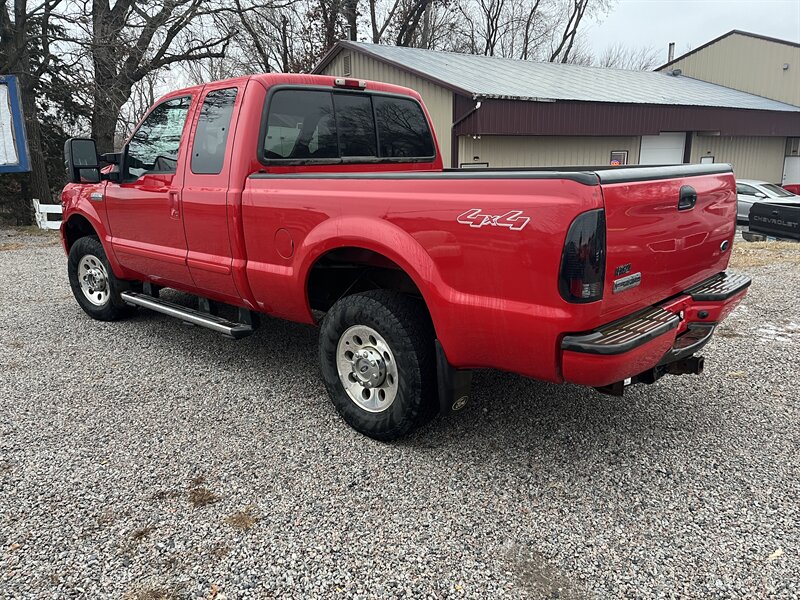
[562,306,680,355]
[685,272,751,301]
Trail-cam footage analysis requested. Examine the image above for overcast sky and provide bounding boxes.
[586,0,800,65]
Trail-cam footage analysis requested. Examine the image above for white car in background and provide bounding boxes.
[736,179,800,223]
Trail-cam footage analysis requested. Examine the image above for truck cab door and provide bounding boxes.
[105,94,196,287]
[180,81,247,301]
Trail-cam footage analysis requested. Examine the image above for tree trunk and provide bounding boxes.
[344,0,357,40]
[18,77,50,221]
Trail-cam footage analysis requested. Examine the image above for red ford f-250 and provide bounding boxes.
[61,73,750,440]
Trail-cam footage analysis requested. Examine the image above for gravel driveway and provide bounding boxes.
[1,227,798,599]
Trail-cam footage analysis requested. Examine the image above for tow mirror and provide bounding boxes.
[64,138,100,184]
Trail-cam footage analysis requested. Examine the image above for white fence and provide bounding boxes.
[33,198,62,230]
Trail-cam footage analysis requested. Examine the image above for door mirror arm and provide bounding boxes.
[103,145,131,184]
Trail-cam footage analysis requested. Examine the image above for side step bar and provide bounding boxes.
[120,291,254,339]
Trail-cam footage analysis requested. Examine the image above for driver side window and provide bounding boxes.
[127,96,191,179]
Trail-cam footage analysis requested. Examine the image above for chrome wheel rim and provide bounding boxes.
[336,325,399,413]
[78,254,110,306]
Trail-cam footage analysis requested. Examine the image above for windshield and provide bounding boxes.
[761,183,794,197]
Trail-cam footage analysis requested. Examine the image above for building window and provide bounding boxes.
[787,138,800,156]
[342,53,352,76]
[610,151,628,166]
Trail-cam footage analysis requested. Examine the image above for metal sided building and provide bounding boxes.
[313,39,800,183]
[657,30,800,186]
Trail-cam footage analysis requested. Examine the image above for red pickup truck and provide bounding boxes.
[61,73,750,440]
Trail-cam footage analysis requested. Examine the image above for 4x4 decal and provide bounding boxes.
[457,208,530,231]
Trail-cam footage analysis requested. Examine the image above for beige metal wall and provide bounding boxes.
[662,34,800,106]
[458,135,641,168]
[320,51,454,166]
[690,134,786,182]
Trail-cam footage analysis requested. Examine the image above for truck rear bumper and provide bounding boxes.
[560,272,751,387]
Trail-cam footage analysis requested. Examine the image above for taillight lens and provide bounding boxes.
[558,209,606,303]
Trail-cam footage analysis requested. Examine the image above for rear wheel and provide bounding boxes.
[319,290,436,440]
[68,236,135,321]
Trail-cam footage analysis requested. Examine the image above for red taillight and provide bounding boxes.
[558,209,607,303]
[334,78,367,89]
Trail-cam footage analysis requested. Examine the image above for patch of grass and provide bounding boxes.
[224,507,259,530]
[730,240,800,269]
[8,225,58,236]
[188,487,220,508]
[151,489,183,502]
[0,242,24,251]
[130,526,155,542]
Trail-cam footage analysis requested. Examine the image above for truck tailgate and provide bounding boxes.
[598,166,737,317]
[749,201,800,239]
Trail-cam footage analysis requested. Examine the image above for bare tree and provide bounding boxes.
[549,0,588,62]
[115,70,162,143]
[369,0,402,43]
[597,42,660,70]
[62,0,237,153]
[394,0,434,46]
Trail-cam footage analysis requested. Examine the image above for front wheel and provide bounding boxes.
[319,290,437,440]
[67,236,135,321]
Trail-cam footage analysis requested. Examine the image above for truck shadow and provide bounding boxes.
[118,290,703,470]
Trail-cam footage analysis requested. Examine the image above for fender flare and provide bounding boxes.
[61,204,126,279]
[297,215,451,336]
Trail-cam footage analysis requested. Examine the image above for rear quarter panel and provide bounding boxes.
[241,174,602,382]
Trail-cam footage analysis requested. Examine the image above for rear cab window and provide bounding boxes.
[192,88,238,174]
[262,87,435,164]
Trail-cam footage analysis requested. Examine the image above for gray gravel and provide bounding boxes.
[1,226,798,599]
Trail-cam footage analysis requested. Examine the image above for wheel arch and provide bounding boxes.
[63,213,98,251]
[61,209,127,279]
[301,218,448,337]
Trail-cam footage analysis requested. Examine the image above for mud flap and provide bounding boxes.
[436,340,473,416]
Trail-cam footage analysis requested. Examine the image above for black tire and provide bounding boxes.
[319,290,437,440]
[67,236,135,321]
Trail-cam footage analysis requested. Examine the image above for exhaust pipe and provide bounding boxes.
[666,355,704,376]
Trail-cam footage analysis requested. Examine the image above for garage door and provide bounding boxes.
[639,133,686,165]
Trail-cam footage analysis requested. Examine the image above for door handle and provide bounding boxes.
[678,185,697,211]
[168,190,180,219]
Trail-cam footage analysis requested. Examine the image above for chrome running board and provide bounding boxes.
[120,291,254,339]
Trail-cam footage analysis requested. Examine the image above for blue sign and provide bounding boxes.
[0,75,31,173]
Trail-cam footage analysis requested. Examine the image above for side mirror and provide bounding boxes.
[64,138,100,184]
[754,192,767,199]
